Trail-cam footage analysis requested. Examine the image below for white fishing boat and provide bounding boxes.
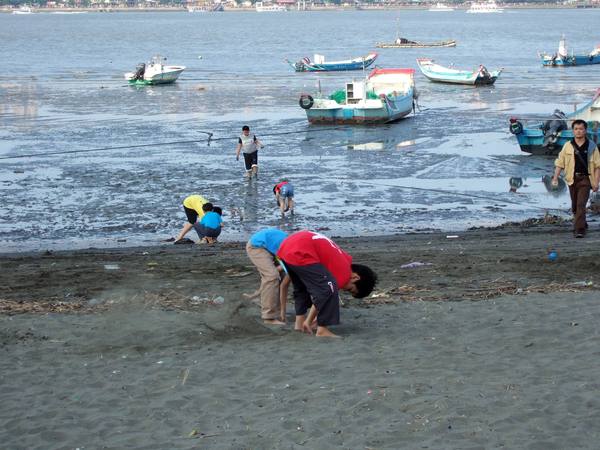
[466,1,503,13]
[428,3,454,11]
[255,1,286,12]
[124,56,186,85]
[12,5,33,14]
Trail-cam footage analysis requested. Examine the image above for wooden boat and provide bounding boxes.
[509,90,600,155]
[298,68,416,125]
[540,35,600,67]
[416,58,502,85]
[376,38,456,49]
[286,52,378,72]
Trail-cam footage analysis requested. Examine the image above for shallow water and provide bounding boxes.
[1,9,599,251]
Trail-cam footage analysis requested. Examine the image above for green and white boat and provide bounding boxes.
[124,55,185,86]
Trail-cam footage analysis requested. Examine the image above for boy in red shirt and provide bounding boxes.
[277,230,377,337]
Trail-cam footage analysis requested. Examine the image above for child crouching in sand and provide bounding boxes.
[194,206,223,244]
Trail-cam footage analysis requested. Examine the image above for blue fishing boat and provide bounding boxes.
[540,36,600,67]
[298,68,416,124]
[286,52,378,72]
[416,58,502,85]
[509,90,600,155]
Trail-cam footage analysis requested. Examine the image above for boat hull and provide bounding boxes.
[376,40,456,49]
[417,59,501,85]
[126,66,185,85]
[513,130,600,156]
[541,54,600,66]
[305,92,414,125]
[509,91,600,155]
[289,54,377,72]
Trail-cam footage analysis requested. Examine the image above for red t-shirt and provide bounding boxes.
[277,230,352,288]
[273,181,288,195]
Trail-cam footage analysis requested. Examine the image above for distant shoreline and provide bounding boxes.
[1,3,596,13]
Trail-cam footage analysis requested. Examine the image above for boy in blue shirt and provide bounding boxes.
[194,206,223,244]
[246,228,289,325]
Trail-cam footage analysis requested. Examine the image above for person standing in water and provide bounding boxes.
[235,125,263,179]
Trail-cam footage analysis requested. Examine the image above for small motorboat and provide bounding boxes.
[417,58,502,85]
[124,56,185,85]
[509,90,600,155]
[429,3,454,11]
[540,35,600,67]
[376,37,456,49]
[12,5,33,14]
[286,52,378,72]
[298,68,417,124]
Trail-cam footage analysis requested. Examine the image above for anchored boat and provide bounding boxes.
[417,58,502,85]
[376,38,456,49]
[540,35,600,67]
[298,68,417,125]
[124,56,185,85]
[509,90,600,155]
[286,52,378,72]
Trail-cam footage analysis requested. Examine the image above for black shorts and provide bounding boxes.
[184,206,198,224]
[243,152,258,171]
[284,262,340,327]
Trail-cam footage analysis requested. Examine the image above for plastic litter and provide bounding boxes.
[400,261,433,269]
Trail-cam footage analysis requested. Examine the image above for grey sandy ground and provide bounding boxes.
[1,226,600,449]
[1,293,600,449]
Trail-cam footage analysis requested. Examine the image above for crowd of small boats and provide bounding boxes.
[116,6,600,158]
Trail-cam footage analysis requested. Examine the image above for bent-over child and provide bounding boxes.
[273,179,294,216]
[195,206,223,244]
[277,230,377,337]
[175,194,210,243]
[246,228,289,325]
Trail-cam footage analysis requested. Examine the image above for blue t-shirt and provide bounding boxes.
[249,228,288,255]
[200,212,222,229]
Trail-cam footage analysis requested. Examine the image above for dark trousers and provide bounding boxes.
[569,174,591,233]
[284,263,340,327]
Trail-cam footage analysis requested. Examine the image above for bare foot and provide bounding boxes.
[264,319,286,326]
[316,326,340,338]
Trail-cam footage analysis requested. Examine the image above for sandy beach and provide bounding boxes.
[2,223,600,449]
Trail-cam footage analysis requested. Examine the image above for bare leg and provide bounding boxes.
[175,222,194,241]
[294,315,305,331]
[288,198,294,214]
[252,165,258,178]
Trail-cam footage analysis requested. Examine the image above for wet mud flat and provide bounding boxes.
[2,225,600,449]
